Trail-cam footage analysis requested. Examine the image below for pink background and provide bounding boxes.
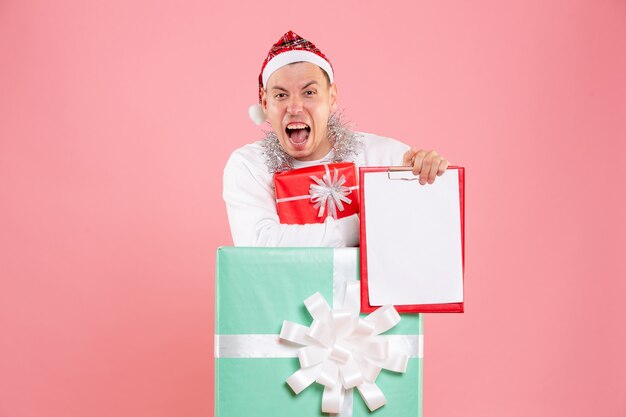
[1,1,625,416]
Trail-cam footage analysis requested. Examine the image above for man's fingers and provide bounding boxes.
[407,149,449,184]
[437,159,449,176]
[417,150,435,183]
[425,157,440,184]
[412,149,427,176]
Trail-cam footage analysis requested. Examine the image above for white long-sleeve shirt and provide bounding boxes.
[223,133,410,247]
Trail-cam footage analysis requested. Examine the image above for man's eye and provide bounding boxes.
[275,93,287,99]
[304,90,316,96]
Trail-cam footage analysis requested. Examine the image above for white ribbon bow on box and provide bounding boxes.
[280,281,410,414]
[309,165,355,219]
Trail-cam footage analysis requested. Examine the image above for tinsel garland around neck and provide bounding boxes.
[261,112,364,174]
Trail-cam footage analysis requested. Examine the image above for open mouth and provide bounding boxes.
[285,123,311,145]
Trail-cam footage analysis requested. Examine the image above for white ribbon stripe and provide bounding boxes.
[275,185,358,204]
[280,280,411,414]
[215,334,422,360]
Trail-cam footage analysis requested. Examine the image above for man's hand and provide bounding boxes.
[402,148,450,185]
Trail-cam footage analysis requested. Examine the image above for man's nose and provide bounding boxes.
[286,95,303,115]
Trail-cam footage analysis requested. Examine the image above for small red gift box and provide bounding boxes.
[274,162,359,225]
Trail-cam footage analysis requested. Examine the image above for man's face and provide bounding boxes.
[261,62,338,161]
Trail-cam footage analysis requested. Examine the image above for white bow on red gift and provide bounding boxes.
[309,165,353,219]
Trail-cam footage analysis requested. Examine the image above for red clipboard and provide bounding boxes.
[359,166,465,313]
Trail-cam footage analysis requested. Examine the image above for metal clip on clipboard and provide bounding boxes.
[387,166,420,181]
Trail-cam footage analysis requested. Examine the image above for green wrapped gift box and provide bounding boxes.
[215,247,423,417]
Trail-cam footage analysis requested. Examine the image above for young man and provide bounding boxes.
[223,31,449,247]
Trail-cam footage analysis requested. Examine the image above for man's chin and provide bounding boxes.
[287,149,312,161]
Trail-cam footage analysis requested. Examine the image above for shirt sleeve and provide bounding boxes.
[223,151,360,247]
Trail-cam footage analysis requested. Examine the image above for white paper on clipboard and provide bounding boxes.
[363,169,464,306]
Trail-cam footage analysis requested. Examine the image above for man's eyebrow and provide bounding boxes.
[271,81,319,91]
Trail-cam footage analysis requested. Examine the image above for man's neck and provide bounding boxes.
[292,149,335,168]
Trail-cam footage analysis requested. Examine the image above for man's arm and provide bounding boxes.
[223,151,359,247]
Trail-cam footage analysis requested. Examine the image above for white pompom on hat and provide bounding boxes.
[249,31,334,125]
[248,103,266,126]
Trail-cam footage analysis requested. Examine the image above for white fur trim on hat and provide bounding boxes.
[248,103,266,125]
[262,50,334,88]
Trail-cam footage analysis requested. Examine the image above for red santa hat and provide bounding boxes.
[248,31,334,125]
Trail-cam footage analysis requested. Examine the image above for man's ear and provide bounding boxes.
[260,89,268,112]
[329,83,338,112]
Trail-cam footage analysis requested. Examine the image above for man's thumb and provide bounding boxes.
[402,148,416,166]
